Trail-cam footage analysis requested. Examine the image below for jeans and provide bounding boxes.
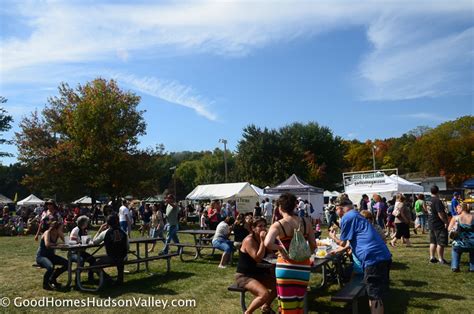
[161,224,179,254]
[451,246,474,271]
[416,215,427,229]
[71,252,96,280]
[119,221,128,234]
[36,254,68,285]
[212,238,234,254]
[376,217,385,229]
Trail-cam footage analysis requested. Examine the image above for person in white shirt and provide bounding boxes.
[297,197,306,217]
[263,197,273,224]
[118,200,131,236]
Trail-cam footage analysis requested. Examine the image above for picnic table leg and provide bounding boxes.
[194,235,203,258]
[136,242,140,272]
[144,242,150,272]
[65,250,73,289]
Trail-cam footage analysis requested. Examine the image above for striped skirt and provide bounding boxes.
[275,256,311,314]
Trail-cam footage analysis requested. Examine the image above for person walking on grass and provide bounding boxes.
[428,185,449,264]
[159,194,180,255]
[390,194,412,248]
[414,194,428,234]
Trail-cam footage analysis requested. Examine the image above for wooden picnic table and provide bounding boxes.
[52,236,168,291]
[257,248,349,289]
[174,229,217,261]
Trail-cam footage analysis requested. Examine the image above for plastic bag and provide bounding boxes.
[288,223,312,262]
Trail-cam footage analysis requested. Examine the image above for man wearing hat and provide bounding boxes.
[329,199,391,314]
[450,192,461,217]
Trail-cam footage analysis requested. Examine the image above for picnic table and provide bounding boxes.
[51,236,174,291]
[257,248,350,289]
[173,229,216,261]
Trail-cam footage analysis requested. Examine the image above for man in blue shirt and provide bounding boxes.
[329,198,392,314]
[450,192,460,217]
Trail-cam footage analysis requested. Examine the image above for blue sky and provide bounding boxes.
[1,0,473,165]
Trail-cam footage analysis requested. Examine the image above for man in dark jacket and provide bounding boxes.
[93,214,129,284]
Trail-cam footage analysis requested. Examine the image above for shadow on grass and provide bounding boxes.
[385,288,465,313]
[399,279,428,287]
[61,271,195,297]
[390,261,409,270]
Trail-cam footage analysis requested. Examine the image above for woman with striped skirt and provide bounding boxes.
[265,193,316,313]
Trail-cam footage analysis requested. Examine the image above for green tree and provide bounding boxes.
[0,96,14,158]
[15,78,148,201]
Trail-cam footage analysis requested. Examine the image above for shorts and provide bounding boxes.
[364,260,391,300]
[212,238,234,254]
[430,228,448,247]
[395,223,410,239]
[235,272,275,289]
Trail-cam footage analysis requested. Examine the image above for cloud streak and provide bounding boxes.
[111,73,217,121]
[398,112,447,122]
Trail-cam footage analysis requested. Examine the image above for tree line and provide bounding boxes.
[1,78,472,202]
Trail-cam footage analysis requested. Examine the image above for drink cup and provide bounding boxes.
[81,236,88,245]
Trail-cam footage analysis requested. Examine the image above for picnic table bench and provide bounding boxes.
[331,274,366,314]
[76,252,179,291]
[174,229,234,263]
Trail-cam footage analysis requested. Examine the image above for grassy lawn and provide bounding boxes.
[0,227,472,313]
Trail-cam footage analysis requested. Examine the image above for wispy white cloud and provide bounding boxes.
[398,112,447,122]
[0,0,472,103]
[110,73,217,121]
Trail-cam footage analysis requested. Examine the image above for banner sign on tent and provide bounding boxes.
[343,169,398,190]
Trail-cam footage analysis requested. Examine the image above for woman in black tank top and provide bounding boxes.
[235,217,276,314]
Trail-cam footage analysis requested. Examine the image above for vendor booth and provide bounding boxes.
[186,182,263,213]
[17,194,44,206]
[264,174,324,220]
[0,194,13,205]
[344,170,423,205]
[72,196,101,205]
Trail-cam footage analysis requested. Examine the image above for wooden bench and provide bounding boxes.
[75,253,179,291]
[228,283,248,312]
[228,283,308,314]
[331,274,366,314]
[170,242,216,262]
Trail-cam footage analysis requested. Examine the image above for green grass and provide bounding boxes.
[0,228,472,314]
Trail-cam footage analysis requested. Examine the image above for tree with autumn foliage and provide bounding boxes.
[15,78,150,201]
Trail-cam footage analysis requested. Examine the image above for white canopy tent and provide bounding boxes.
[345,173,423,205]
[186,182,262,213]
[17,194,44,206]
[72,196,101,205]
[324,190,341,198]
[0,194,13,204]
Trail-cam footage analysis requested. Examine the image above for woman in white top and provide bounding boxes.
[70,215,97,282]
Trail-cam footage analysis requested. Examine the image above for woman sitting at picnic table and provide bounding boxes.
[448,202,474,272]
[36,218,68,290]
[212,216,235,268]
[264,193,316,314]
[235,217,277,314]
[70,215,97,282]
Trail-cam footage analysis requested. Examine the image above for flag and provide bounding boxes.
[13,192,18,203]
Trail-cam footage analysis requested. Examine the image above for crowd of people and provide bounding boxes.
[2,185,472,313]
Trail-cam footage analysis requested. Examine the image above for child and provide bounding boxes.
[200,211,209,230]
[16,217,25,236]
[148,204,165,252]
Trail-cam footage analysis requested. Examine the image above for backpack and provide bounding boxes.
[288,217,312,262]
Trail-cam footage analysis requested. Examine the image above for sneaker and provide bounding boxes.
[429,258,438,264]
[218,265,227,269]
[438,259,449,265]
[451,268,460,272]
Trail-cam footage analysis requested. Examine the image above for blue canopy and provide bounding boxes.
[462,178,474,189]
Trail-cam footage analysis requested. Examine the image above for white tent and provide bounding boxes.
[186,182,261,213]
[345,173,423,205]
[72,196,101,205]
[17,194,44,206]
[324,190,341,197]
[0,194,13,204]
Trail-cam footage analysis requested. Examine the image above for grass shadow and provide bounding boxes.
[390,261,409,270]
[385,288,465,313]
[65,271,195,297]
[399,279,428,287]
